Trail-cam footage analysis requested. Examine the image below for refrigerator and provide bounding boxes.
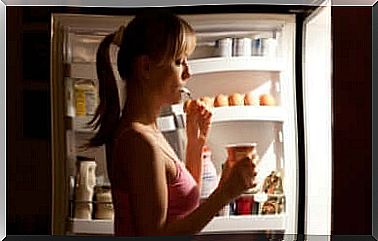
[51,2,332,238]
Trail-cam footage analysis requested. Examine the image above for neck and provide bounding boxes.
[121,85,162,127]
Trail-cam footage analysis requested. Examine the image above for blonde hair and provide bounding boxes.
[88,10,196,147]
[117,11,196,80]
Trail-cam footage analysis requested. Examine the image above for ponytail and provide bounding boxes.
[87,33,121,147]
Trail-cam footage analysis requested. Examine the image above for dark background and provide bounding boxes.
[6,5,373,235]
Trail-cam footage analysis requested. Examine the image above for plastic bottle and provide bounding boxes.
[200,145,219,199]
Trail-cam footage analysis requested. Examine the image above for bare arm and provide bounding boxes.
[185,140,203,189]
[123,131,256,236]
[124,133,169,235]
[185,100,212,185]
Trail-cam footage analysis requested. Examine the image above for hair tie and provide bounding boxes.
[113,25,125,47]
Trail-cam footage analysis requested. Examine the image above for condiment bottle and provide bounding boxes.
[74,156,97,219]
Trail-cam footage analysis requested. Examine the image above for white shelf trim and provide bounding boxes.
[69,214,285,235]
[189,57,284,75]
[212,105,286,123]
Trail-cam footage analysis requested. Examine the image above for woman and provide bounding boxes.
[88,10,257,236]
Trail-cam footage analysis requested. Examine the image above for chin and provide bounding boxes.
[171,98,181,105]
[172,92,182,104]
[164,96,180,106]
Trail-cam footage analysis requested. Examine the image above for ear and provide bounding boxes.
[135,55,150,80]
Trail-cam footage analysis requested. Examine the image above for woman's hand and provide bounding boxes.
[218,155,258,201]
[184,99,212,147]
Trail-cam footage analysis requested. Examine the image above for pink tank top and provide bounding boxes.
[110,124,200,236]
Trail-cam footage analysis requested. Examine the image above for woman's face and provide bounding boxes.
[149,55,192,105]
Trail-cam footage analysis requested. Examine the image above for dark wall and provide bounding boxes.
[331,6,372,235]
[6,5,373,235]
[7,7,52,234]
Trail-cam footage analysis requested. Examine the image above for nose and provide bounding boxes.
[182,62,191,81]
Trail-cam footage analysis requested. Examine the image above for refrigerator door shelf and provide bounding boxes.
[64,62,119,80]
[68,218,113,235]
[70,116,96,133]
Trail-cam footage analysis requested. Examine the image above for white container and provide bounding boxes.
[252,37,278,57]
[214,38,233,57]
[251,38,263,56]
[75,159,97,201]
[232,38,252,56]
[200,146,219,199]
[261,38,278,57]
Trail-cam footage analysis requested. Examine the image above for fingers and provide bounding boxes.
[235,157,257,190]
[238,156,256,170]
[187,99,212,132]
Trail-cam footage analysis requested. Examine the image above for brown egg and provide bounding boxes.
[214,94,229,107]
[200,96,214,108]
[244,91,260,106]
[259,94,276,106]
[228,93,244,106]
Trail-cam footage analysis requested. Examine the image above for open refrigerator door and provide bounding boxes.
[302,1,332,237]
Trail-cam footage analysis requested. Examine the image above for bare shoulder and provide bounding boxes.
[112,123,168,193]
[115,122,157,147]
[113,122,161,167]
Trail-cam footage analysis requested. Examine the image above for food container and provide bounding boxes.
[214,38,233,57]
[252,37,278,57]
[74,157,97,202]
[74,79,97,116]
[225,143,257,166]
[74,201,93,220]
[235,195,254,215]
[232,38,252,56]
[68,176,76,218]
[94,186,114,220]
[261,38,278,57]
[251,38,263,56]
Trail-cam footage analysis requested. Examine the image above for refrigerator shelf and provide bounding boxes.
[201,214,286,233]
[189,56,284,75]
[161,104,286,123]
[70,105,286,133]
[157,105,286,132]
[211,105,286,123]
[64,56,284,80]
[68,214,285,235]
